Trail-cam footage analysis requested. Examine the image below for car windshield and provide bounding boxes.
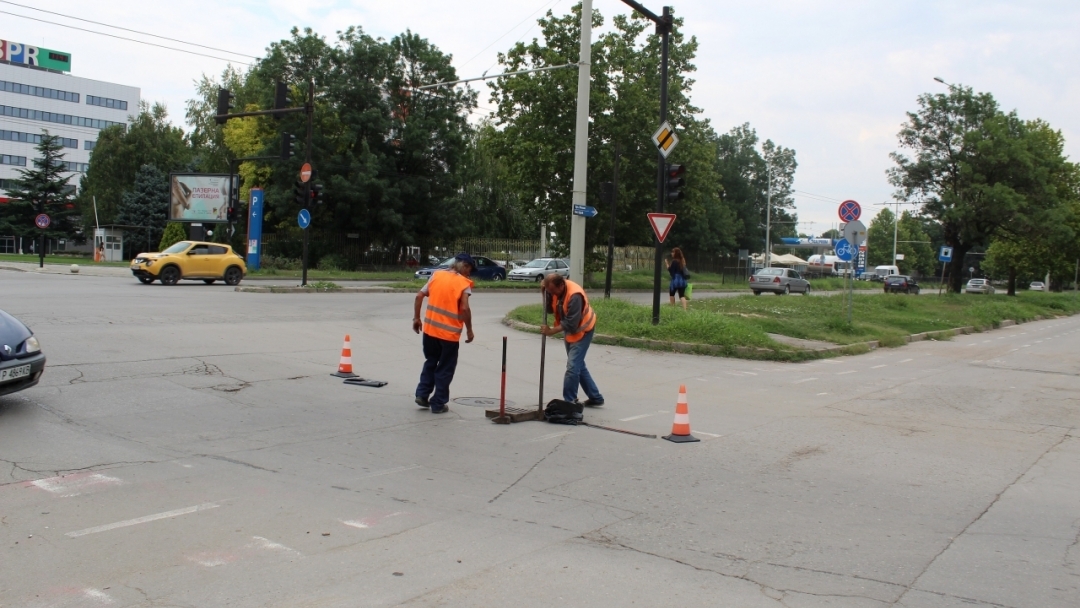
[437,257,454,268]
[162,242,191,254]
[1031,282,1044,286]
[524,259,550,268]
[968,279,985,284]
[755,269,783,276]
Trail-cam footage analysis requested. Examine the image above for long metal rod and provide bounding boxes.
[215,107,305,121]
[415,63,578,91]
[581,422,657,439]
[604,146,621,299]
[500,336,507,419]
[651,7,671,326]
[301,80,314,287]
[618,0,661,21]
[538,289,548,418]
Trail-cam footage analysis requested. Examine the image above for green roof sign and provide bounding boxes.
[1,39,71,72]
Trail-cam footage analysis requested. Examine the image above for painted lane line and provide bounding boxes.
[817,393,829,396]
[527,430,575,441]
[836,370,857,375]
[66,502,219,538]
[252,536,302,556]
[871,364,887,369]
[31,472,122,497]
[82,588,115,605]
[900,359,913,363]
[694,431,722,438]
[793,378,818,384]
[358,464,421,479]
[619,413,660,422]
[342,511,406,529]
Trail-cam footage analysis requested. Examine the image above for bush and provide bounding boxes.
[158,222,187,251]
[260,255,302,271]
[317,254,349,271]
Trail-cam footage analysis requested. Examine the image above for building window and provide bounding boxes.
[0,104,125,130]
[84,140,96,150]
[0,178,19,190]
[0,130,77,148]
[86,95,128,111]
[1,155,28,166]
[52,160,89,173]
[0,79,79,102]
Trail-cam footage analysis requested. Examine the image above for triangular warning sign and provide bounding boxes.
[648,213,677,243]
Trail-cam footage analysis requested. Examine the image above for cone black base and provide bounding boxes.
[331,371,358,378]
[663,433,700,443]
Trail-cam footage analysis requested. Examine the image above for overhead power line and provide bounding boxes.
[0,0,259,59]
[0,9,251,65]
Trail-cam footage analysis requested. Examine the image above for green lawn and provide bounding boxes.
[248,268,415,281]
[0,253,129,267]
[507,291,1080,359]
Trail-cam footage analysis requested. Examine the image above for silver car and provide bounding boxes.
[965,279,995,294]
[508,258,570,282]
[750,268,811,295]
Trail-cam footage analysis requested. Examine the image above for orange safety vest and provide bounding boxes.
[423,270,474,342]
[552,280,597,343]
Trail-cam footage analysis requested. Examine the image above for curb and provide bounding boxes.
[234,286,400,294]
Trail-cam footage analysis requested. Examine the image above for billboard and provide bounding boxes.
[169,174,231,223]
[0,39,72,72]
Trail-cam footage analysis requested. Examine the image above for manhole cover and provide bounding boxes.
[453,397,516,407]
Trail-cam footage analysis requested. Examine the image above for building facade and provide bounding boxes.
[0,38,140,252]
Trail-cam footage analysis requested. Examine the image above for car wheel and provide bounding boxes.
[492,273,503,282]
[159,266,181,286]
[138,276,154,284]
[224,266,243,286]
[203,279,216,285]
[535,275,543,282]
[781,285,790,295]
[803,285,811,296]
[753,291,761,296]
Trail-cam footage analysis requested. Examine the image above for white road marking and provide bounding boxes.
[342,511,406,529]
[31,473,122,497]
[817,393,829,396]
[793,378,818,384]
[82,588,115,605]
[871,364,887,369]
[694,431,722,438]
[619,413,660,422]
[837,370,857,375]
[252,536,302,556]
[66,503,219,538]
[900,359,913,363]
[358,465,421,479]
[527,430,575,441]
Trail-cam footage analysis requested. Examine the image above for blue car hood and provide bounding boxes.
[0,309,32,348]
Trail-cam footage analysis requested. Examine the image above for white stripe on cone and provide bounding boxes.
[674,413,690,424]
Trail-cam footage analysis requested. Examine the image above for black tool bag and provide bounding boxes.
[544,399,583,425]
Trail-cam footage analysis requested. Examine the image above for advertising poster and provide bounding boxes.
[170,174,231,223]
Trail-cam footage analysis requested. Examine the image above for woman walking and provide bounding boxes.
[667,247,689,310]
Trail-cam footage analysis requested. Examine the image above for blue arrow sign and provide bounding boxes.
[573,205,598,218]
[835,238,856,261]
[298,208,311,230]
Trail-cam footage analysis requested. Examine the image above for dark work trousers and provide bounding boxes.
[416,333,461,407]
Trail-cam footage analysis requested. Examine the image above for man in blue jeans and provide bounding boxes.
[539,274,604,406]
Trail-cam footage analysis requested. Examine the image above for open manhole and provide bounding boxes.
[453,397,516,408]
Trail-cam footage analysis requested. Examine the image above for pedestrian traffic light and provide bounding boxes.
[226,206,238,222]
[215,88,235,125]
[273,80,291,120]
[281,132,296,160]
[311,183,324,205]
[294,180,307,207]
[666,164,686,201]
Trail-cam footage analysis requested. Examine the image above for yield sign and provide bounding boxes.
[648,213,677,243]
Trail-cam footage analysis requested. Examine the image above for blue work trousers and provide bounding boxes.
[416,333,460,407]
[563,329,602,402]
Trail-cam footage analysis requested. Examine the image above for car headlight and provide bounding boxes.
[24,336,40,354]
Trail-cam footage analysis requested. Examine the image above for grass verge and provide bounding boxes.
[0,253,128,267]
[507,292,1080,359]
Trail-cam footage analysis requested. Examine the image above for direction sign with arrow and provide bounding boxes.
[297,208,311,230]
[573,205,598,218]
[648,213,676,243]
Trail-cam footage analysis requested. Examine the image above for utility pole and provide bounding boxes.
[568,0,593,285]
[765,163,772,268]
[302,80,314,287]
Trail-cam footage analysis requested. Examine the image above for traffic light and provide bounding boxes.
[215,88,235,125]
[226,206,238,222]
[281,132,296,160]
[294,180,308,207]
[665,164,686,201]
[273,80,291,120]
[311,183,324,205]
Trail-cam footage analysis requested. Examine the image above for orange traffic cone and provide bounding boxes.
[663,384,700,443]
[331,334,358,378]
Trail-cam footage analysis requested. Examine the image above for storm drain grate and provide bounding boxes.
[453,397,516,408]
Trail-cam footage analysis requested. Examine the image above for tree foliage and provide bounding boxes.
[1,132,79,243]
[866,208,935,276]
[115,164,170,254]
[158,222,187,251]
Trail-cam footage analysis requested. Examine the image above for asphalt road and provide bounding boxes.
[1,271,1077,607]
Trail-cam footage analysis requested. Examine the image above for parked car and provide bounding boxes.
[414,256,507,281]
[965,278,995,294]
[1029,281,1045,292]
[749,267,811,295]
[0,309,46,398]
[508,258,571,282]
[884,275,920,294]
[130,241,247,286]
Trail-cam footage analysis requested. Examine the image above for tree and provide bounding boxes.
[115,164,170,254]
[866,209,935,276]
[78,102,193,233]
[158,222,187,251]
[1,132,79,251]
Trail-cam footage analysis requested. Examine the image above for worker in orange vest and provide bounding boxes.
[540,274,604,406]
[413,253,475,413]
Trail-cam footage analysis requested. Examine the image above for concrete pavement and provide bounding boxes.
[0,270,1077,607]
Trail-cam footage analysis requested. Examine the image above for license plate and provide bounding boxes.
[0,364,31,383]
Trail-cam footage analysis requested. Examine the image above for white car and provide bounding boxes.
[1029,281,1045,291]
[965,279,995,294]
[508,258,570,282]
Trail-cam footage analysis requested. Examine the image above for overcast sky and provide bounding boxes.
[7,0,1078,232]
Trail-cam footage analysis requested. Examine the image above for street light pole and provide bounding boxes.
[765,163,772,268]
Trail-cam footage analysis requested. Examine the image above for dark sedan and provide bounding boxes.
[884,275,920,294]
[414,256,507,281]
[0,309,46,398]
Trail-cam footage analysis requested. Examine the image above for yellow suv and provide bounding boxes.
[130,240,247,286]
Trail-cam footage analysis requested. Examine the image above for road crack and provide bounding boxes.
[489,434,566,503]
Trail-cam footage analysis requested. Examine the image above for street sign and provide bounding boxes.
[647,213,677,243]
[842,219,867,246]
[573,204,598,218]
[938,246,953,262]
[34,213,50,229]
[835,238,856,261]
[297,208,311,229]
[300,163,312,183]
[895,253,905,261]
[651,121,679,158]
[838,200,862,222]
